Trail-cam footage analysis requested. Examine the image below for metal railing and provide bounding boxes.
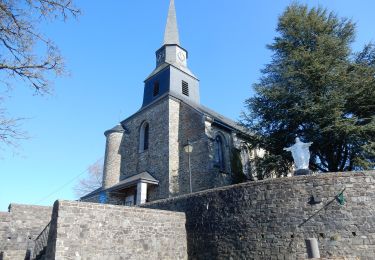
[31,221,51,259]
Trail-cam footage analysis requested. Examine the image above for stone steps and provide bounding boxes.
[33,246,47,260]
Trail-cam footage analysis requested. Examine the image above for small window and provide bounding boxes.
[143,124,149,150]
[215,135,225,171]
[153,82,160,97]
[182,81,189,96]
[139,122,149,152]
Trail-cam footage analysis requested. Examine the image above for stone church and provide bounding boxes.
[3,3,375,259]
[82,0,256,206]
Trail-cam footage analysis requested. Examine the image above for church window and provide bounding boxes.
[144,124,149,150]
[215,135,225,171]
[182,81,189,96]
[139,122,150,152]
[153,81,160,97]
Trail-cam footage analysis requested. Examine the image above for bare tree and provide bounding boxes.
[0,0,80,149]
[74,159,104,198]
[0,103,27,148]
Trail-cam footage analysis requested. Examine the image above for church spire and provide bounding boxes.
[163,0,180,45]
[142,0,200,108]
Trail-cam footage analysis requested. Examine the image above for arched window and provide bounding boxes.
[139,122,149,152]
[215,135,225,170]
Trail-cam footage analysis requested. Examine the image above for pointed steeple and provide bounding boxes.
[142,0,200,108]
[163,0,180,45]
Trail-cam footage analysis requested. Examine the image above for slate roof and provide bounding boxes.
[80,187,103,200]
[108,172,159,192]
[145,62,198,82]
[169,93,250,134]
[197,104,249,134]
[104,124,125,136]
[164,0,180,45]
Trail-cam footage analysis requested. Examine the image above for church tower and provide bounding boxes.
[82,0,254,206]
[142,0,200,107]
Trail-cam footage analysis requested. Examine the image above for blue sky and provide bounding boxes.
[1,0,374,211]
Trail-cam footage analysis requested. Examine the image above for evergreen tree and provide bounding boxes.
[230,148,247,184]
[243,4,375,176]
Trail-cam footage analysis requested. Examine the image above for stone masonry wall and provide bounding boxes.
[120,96,170,201]
[143,171,375,260]
[176,101,235,195]
[0,204,52,259]
[97,94,251,204]
[103,130,123,189]
[0,250,27,260]
[80,191,124,206]
[168,98,181,195]
[177,101,210,194]
[45,200,187,260]
[0,212,10,246]
[205,122,236,187]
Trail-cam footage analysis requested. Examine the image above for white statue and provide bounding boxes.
[283,137,312,170]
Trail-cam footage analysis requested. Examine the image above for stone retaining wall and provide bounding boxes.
[45,200,187,259]
[0,204,52,260]
[142,171,375,260]
[0,250,29,260]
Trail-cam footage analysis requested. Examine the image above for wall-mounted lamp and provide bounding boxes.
[184,140,193,193]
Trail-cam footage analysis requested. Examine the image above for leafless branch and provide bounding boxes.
[0,105,28,148]
[0,0,79,150]
[74,159,104,198]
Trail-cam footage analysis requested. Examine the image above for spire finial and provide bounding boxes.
[164,0,180,45]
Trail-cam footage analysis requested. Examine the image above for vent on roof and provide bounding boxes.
[182,81,189,96]
[153,81,160,97]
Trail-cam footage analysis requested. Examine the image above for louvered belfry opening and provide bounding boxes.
[182,80,189,96]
